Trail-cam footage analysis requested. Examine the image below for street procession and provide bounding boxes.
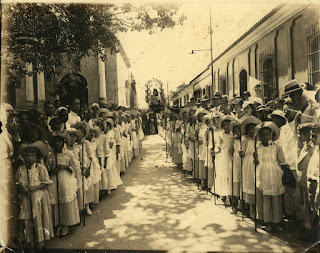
[0,0,320,252]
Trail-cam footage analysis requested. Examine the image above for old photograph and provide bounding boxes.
[1,0,320,252]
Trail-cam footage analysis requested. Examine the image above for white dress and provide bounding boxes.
[214,132,233,197]
[256,143,285,196]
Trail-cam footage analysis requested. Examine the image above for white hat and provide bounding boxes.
[242,100,254,109]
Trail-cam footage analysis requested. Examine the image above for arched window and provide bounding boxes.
[239,69,247,96]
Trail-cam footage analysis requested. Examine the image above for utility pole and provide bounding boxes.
[209,4,214,97]
[167,82,170,107]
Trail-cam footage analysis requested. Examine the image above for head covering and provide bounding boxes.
[20,122,48,142]
[241,116,262,134]
[284,80,303,95]
[49,131,71,146]
[243,91,251,96]
[92,103,100,109]
[297,122,314,132]
[56,106,68,113]
[268,110,286,121]
[216,114,234,129]
[194,108,210,117]
[66,128,81,141]
[92,126,101,137]
[213,91,222,98]
[106,118,114,128]
[242,100,254,109]
[73,122,88,138]
[19,141,48,157]
[254,121,280,141]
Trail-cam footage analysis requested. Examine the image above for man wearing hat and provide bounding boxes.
[284,79,317,124]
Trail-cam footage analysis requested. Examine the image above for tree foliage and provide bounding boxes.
[2,3,186,88]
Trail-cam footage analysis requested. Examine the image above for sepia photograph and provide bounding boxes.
[0,0,320,252]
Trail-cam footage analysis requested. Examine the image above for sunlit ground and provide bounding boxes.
[44,135,308,252]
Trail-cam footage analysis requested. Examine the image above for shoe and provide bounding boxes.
[266,224,272,232]
[55,228,61,237]
[61,226,69,236]
[86,206,92,216]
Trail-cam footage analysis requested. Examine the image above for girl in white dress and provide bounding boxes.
[16,142,53,247]
[212,115,233,203]
[240,116,262,218]
[254,122,285,232]
[47,132,80,236]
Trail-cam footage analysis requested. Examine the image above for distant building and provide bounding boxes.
[172,3,320,104]
[2,44,135,110]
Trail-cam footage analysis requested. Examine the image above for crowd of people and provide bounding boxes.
[159,79,320,242]
[0,96,145,250]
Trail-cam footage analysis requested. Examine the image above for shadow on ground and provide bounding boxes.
[42,135,312,252]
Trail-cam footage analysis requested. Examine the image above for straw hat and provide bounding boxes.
[19,140,48,157]
[49,131,71,146]
[240,116,262,134]
[216,114,234,129]
[267,110,286,121]
[254,121,280,141]
[92,126,101,137]
[297,122,314,132]
[194,108,210,117]
[20,122,48,142]
[66,128,81,141]
[283,80,303,95]
[242,100,254,109]
[106,118,115,128]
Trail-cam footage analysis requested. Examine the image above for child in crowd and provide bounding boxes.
[240,116,262,218]
[16,141,53,247]
[213,115,233,204]
[254,121,285,232]
[46,132,80,236]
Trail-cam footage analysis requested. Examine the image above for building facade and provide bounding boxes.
[172,3,320,104]
[2,44,135,110]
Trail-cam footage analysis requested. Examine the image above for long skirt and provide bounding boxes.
[172,147,182,165]
[19,195,54,243]
[208,165,214,189]
[283,186,296,218]
[232,182,240,197]
[93,183,100,204]
[256,189,282,223]
[295,185,311,229]
[53,198,80,226]
[120,158,126,172]
[199,160,206,179]
[192,158,199,179]
[84,184,95,204]
[77,188,84,211]
[244,193,255,205]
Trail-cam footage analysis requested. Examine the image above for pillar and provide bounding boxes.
[26,62,34,108]
[37,71,46,110]
[98,49,107,102]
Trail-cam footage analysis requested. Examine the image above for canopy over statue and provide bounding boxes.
[145,78,166,113]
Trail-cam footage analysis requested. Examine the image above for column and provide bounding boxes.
[98,49,107,102]
[37,70,46,110]
[26,62,34,108]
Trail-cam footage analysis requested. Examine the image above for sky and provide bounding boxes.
[117,0,286,107]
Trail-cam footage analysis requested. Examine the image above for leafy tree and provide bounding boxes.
[2,3,186,88]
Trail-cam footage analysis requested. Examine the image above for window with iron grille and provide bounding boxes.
[259,49,275,99]
[307,23,320,86]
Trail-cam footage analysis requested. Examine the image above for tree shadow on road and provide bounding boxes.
[44,135,311,252]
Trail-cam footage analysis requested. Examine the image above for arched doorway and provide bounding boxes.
[239,69,247,96]
[58,73,88,107]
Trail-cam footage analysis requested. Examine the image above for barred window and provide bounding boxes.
[307,24,320,86]
[259,50,275,99]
